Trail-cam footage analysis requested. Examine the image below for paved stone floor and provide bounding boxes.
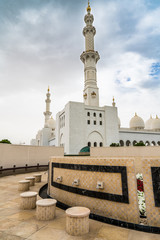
[0,172,159,240]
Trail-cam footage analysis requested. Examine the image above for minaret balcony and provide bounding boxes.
[43,111,52,116]
[80,51,100,64]
[83,26,96,36]
[84,14,94,25]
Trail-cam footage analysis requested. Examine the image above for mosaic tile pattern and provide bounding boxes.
[18,181,30,191]
[151,167,160,207]
[25,177,35,186]
[142,159,160,227]
[66,215,89,236]
[49,157,139,224]
[33,174,42,183]
[52,163,128,203]
[20,195,37,209]
[36,204,56,221]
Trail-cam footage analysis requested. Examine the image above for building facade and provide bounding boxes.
[31,2,160,154]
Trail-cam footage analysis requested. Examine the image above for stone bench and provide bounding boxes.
[36,199,57,221]
[25,177,35,186]
[18,180,30,191]
[66,206,90,236]
[20,192,38,209]
[33,174,42,183]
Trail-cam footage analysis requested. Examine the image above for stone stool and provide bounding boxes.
[25,177,35,186]
[33,174,42,183]
[66,206,90,236]
[18,180,30,191]
[20,192,37,209]
[36,199,57,221]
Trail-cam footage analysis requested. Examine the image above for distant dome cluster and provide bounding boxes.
[129,113,160,131]
[130,113,145,130]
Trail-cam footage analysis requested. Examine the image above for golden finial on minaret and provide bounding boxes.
[48,86,50,92]
[112,96,116,107]
[87,0,91,12]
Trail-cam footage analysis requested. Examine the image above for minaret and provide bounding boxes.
[43,87,52,126]
[80,0,100,107]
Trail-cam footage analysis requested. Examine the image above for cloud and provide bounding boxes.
[0,0,160,143]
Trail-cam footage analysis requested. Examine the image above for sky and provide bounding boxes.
[0,0,160,145]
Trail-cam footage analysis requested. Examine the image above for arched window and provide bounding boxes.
[126,140,131,146]
[119,140,124,146]
[157,141,160,146]
[88,142,91,147]
[100,121,102,125]
[94,142,97,147]
[100,142,103,147]
[133,140,137,146]
[145,141,150,146]
[93,112,96,117]
[94,121,96,125]
[99,113,102,118]
[151,141,156,146]
[87,120,90,125]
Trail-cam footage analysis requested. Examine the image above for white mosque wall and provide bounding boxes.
[119,129,160,146]
[56,101,120,154]
[104,106,119,146]
[0,144,64,169]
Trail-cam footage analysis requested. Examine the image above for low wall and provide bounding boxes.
[91,146,160,173]
[48,156,160,228]
[91,146,160,157]
[48,157,139,224]
[0,144,64,168]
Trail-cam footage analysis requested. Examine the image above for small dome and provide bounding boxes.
[47,117,56,130]
[129,113,145,130]
[152,116,160,131]
[145,116,154,129]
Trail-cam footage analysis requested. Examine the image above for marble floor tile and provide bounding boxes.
[7,211,35,221]
[128,230,160,240]
[97,225,129,240]
[4,221,42,239]
[0,232,25,240]
[0,218,21,231]
[0,172,159,240]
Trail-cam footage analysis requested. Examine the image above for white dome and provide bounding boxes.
[145,116,154,129]
[129,113,145,130]
[152,116,160,130]
[47,117,56,130]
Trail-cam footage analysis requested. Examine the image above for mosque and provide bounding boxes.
[30,1,160,154]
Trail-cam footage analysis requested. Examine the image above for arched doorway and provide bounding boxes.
[119,140,124,146]
[87,131,103,148]
[126,140,131,146]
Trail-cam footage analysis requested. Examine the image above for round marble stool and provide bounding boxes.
[36,199,57,221]
[66,207,90,236]
[20,192,38,209]
[25,177,35,186]
[18,180,30,191]
[33,174,42,183]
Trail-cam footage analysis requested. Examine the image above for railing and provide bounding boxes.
[0,163,49,177]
